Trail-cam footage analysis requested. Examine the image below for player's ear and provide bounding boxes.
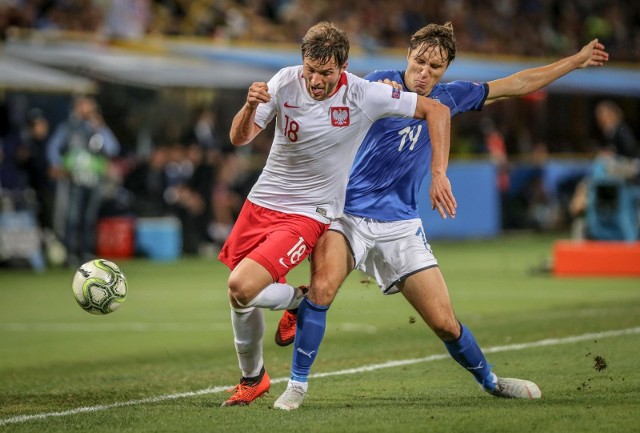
[341,60,348,73]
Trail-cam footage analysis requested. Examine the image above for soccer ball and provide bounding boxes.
[72,259,127,315]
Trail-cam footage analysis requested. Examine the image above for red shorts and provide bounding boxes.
[218,200,329,283]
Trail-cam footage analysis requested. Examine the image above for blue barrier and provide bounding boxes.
[418,161,500,239]
[0,211,45,271]
[418,159,596,239]
[135,217,182,261]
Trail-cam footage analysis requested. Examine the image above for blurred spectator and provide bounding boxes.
[522,142,558,231]
[569,100,639,239]
[208,151,245,248]
[15,108,55,231]
[192,106,224,154]
[184,142,216,253]
[0,104,36,212]
[104,0,151,40]
[475,117,511,225]
[0,117,27,199]
[47,95,120,266]
[124,140,216,255]
[594,100,639,159]
[163,142,212,255]
[124,144,171,218]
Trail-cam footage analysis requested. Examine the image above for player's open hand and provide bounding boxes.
[430,172,457,219]
[578,39,609,68]
[246,82,271,108]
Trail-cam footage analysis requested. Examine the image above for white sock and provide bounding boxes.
[244,283,304,311]
[230,306,265,378]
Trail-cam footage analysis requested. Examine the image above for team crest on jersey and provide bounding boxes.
[391,87,401,99]
[331,107,350,127]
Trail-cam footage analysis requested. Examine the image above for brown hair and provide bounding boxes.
[409,22,457,65]
[301,21,350,68]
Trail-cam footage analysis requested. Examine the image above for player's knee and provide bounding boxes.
[307,280,338,306]
[227,276,255,307]
[432,316,460,341]
[227,288,243,309]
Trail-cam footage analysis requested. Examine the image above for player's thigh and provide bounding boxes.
[250,222,325,281]
[309,230,353,305]
[223,201,327,283]
[228,257,276,304]
[367,218,437,294]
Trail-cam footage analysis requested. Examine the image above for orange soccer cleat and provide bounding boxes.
[275,286,308,347]
[221,367,270,406]
[275,310,298,347]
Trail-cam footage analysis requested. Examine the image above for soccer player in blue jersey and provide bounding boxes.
[273,22,609,410]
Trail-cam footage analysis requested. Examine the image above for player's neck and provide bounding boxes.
[327,73,348,98]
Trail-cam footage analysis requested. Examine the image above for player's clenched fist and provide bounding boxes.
[246,82,271,108]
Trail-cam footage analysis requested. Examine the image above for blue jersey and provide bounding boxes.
[343,70,489,221]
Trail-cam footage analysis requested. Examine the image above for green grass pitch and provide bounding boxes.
[1,234,639,432]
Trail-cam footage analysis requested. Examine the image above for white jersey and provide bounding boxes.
[248,66,417,223]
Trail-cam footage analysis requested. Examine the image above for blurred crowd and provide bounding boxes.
[0,94,270,266]
[1,0,639,61]
[1,1,639,268]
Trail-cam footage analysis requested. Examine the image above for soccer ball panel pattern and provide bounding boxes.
[71,259,127,315]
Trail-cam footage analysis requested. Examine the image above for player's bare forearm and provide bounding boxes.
[487,39,609,101]
[230,104,262,146]
[427,102,450,177]
[429,133,457,220]
[416,98,456,219]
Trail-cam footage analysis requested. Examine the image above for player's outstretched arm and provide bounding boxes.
[486,39,609,102]
[414,97,457,219]
[230,81,269,146]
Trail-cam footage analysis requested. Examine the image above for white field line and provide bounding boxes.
[1,326,639,426]
[1,322,375,333]
[1,322,231,332]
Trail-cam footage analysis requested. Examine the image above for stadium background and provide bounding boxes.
[1,0,639,266]
[1,3,640,432]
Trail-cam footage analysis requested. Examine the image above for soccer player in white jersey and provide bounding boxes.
[218,21,453,406]
[273,22,609,410]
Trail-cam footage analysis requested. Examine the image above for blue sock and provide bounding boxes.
[444,323,494,389]
[290,298,329,383]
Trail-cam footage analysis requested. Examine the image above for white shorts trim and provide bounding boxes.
[330,214,438,294]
